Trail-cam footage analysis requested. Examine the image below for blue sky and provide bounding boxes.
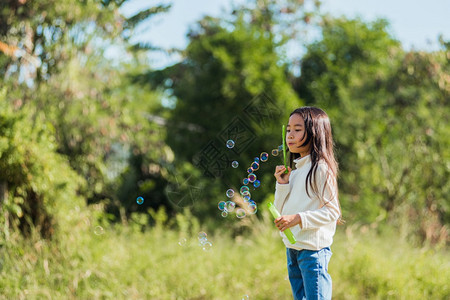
[119,0,450,68]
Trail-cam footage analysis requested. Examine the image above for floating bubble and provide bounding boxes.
[247,167,253,173]
[242,178,249,185]
[226,189,235,198]
[271,149,279,156]
[202,241,213,251]
[242,295,249,300]
[243,195,251,202]
[226,201,236,212]
[198,231,207,240]
[240,186,250,195]
[178,238,187,246]
[231,161,239,168]
[226,140,235,149]
[278,145,283,151]
[94,226,104,235]
[136,196,144,205]
[242,191,251,198]
[253,180,261,188]
[248,173,257,183]
[254,157,260,163]
[236,208,246,219]
[248,203,257,214]
[198,237,208,247]
[218,201,226,211]
[221,211,228,217]
[260,152,269,162]
[251,162,259,171]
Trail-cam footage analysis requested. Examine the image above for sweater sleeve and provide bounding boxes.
[298,164,340,230]
[274,182,290,212]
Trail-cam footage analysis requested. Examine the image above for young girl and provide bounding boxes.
[273,106,342,300]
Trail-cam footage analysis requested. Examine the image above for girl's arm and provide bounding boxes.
[298,165,340,229]
[298,202,340,229]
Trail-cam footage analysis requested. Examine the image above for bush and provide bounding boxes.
[0,88,85,239]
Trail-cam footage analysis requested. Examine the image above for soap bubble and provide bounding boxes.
[178,238,187,246]
[247,167,253,173]
[94,226,104,235]
[202,241,213,251]
[226,140,235,149]
[242,178,249,185]
[225,201,236,212]
[248,173,257,183]
[240,186,250,195]
[221,211,228,217]
[198,232,207,240]
[253,180,261,188]
[226,189,235,198]
[197,232,213,251]
[272,149,279,156]
[260,152,269,162]
[243,195,251,202]
[254,157,260,163]
[242,295,249,300]
[251,162,259,171]
[248,203,257,214]
[198,235,208,247]
[236,208,246,218]
[218,201,226,211]
[136,196,144,205]
[278,145,284,151]
[242,191,251,198]
[232,161,239,168]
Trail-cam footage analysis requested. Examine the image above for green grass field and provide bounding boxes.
[0,210,448,299]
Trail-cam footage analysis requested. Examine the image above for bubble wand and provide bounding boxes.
[267,202,297,244]
[282,125,288,173]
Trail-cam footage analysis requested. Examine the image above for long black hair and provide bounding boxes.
[288,107,343,222]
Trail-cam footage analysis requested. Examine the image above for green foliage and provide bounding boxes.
[332,226,449,299]
[123,4,171,30]
[0,0,174,234]
[135,12,301,222]
[148,13,299,158]
[296,17,449,244]
[0,0,448,254]
[0,88,84,238]
[0,0,125,82]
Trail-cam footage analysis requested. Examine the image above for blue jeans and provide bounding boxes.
[286,247,332,300]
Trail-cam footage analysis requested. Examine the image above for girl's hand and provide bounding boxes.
[274,165,292,184]
[275,214,302,231]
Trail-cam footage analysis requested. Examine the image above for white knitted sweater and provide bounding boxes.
[274,155,340,250]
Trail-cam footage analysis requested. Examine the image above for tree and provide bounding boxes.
[134,10,303,220]
[0,0,172,236]
[0,88,84,238]
[296,16,449,244]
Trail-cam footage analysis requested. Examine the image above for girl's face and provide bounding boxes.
[286,113,311,156]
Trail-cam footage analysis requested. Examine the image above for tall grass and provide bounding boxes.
[0,209,448,299]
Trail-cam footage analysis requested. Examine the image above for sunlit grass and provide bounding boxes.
[0,210,448,299]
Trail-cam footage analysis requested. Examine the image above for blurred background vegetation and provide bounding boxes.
[0,0,448,298]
